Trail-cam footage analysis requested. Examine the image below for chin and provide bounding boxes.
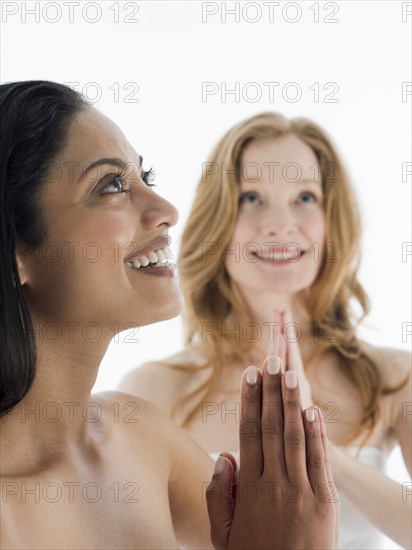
[139,292,184,327]
[236,272,315,295]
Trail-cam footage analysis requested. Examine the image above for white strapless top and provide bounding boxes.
[209,446,391,550]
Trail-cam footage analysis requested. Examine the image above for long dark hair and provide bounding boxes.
[0,80,89,416]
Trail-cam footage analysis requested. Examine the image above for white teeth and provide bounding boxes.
[156,249,166,262]
[151,260,171,268]
[126,245,173,269]
[258,251,301,261]
[147,251,158,263]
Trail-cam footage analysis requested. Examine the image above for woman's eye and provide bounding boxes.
[298,191,317,203]
[239,192,259,205]
[101,174,128,195]
[141,167,156,187]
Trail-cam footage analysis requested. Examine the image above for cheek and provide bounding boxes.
[83,211,132,244]
[305,209,326,245]
[228,215,253,247]
[55,210,135,262]
[304,210,326,268]
[33,211,134,292]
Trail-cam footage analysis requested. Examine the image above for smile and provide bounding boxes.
[253,250,305,262]
[126,246,174,270]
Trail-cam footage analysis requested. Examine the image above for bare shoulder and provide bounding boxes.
[359,340,411,387]
[359,341,411,427]
[117,346,211,417]
[94,390,183,448]
[94,390,170,427]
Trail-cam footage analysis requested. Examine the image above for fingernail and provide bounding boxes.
[214,456,226,474]
[285,371,298,389]
[267,356,281,375]
[246,366,258,385]
[306,409,316,422]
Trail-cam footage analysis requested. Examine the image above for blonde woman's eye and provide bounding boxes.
[298,192,317,203]
[239,192,259,204]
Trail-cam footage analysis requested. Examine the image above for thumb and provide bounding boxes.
[206,454,236,549]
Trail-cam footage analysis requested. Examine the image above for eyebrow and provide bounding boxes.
[297,178,321,185]
[78,155,143,183]
[240,177,321,186]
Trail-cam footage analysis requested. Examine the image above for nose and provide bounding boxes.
[260,202,297,239]
[140,190,179,230]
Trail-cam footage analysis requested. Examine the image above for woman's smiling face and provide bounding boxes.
[19,108,182,333]
[225,134,326,296]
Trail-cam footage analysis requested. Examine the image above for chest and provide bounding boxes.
[1,456,176,549]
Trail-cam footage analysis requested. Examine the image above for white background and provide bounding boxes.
[1,2,411,547]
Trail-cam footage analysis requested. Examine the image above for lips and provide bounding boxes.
[126,246,173,269]
[252,248,305,262]
[124,234,172,264]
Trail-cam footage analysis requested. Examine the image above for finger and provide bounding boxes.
[316,407,340,547]
[287,337,304,371]
[268,309,282,356]
[302,407,329,499]
[206,455,235,549]
[278,332,286,373]
[283,309,303,372]
[281,371,309,487]
[269,311,286,375]
[219,451,238,476]
[318,407,339,506]
[219,451,238,505]
[318,408,332,482]
[239,366,263,479]
[261,356,287,479]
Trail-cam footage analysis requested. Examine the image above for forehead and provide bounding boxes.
[241,134,318,171]
[60,108,139,171]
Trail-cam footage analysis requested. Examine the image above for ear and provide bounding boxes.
[15,243,30,286]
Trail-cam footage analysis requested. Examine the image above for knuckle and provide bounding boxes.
[285,431,305,449]
[261,419,282,437]
[308,454,323,470]
[240,423,260,440]
[307,426,319,440]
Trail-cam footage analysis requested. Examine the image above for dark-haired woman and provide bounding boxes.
[0,81,338,549]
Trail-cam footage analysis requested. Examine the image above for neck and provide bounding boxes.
[226,286,314,364]
[0,324,113,473]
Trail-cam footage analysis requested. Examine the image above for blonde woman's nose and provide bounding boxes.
[260,205,297,237]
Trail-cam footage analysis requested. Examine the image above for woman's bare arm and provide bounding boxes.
[329,353,412,548]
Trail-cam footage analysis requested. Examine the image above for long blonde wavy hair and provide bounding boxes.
[169,112,407,445]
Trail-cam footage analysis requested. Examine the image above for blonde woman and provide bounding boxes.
[120,112,412,549]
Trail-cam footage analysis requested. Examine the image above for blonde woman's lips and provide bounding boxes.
[253,250,305,264]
